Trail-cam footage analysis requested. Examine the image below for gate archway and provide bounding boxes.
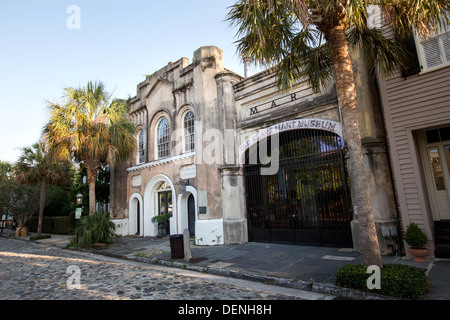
[244,127,353,247]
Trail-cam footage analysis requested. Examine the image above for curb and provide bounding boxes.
[1,233,398,300]
[81,248,397,300]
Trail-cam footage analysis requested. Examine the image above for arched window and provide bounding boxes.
[157,118,170,159]
[183,111,195,152]
[138,130,145,164]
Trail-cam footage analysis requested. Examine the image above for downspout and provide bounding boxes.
[146,105,149,163]
[373,71,404,257]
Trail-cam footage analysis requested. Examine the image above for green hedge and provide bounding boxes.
[335,263,429,299]
[27,213,75,235]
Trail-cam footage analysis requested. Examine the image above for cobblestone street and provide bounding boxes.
[0,237,334,301]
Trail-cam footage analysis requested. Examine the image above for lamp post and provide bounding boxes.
[75,193,83,242]
[76,193,83,218]
[76,193,83,206]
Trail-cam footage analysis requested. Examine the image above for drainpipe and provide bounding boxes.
[146,105,149,163]
[373,71,404,257]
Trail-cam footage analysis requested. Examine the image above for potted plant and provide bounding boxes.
[404,222,428,263]
[151,214,171,237]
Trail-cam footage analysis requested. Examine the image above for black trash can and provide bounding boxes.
[169,234,184,259]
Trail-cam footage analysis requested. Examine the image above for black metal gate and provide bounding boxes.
[244,129,353,247]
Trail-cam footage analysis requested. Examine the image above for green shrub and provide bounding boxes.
[73,210,116,248]
[151,214,171,223]
[404,222,427,248]
[335,264,368,290]
[335,263,429,299]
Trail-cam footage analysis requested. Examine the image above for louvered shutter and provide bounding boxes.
[443,32,450,63]
[422,38,442,68]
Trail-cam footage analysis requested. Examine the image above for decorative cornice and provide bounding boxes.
[127,152,195,172]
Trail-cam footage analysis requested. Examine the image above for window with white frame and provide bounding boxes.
[137,130,145,164]
[157,118,170,159]
[416,17,450,71]
[183,111,195,152]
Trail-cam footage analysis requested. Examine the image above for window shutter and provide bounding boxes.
[443,33,450,63]
[422,38,442,68]
[397,33,421,78]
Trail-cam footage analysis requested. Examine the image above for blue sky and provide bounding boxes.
[0,0,255,164]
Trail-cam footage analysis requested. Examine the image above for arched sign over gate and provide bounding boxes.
[239,118,343,161]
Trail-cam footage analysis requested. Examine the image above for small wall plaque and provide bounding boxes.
[132,175,142,187]
[180,165,196,180]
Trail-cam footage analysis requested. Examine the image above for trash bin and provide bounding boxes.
[169,234,184,259]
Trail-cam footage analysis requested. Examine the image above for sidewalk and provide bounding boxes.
[1,228,449,300]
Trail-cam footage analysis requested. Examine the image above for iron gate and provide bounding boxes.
[244,128,353,247]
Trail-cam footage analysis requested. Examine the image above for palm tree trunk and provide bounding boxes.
[326,24,383,267]
[37,177,46,236]
[85,161,99,215]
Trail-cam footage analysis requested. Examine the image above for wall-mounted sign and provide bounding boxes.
[239,118,343,159]
[132,175,142,187]
[180,165,196,180]
[75,208,82,220]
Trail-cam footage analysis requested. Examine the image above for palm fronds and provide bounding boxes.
[43,81,136,214]
[227,0,449,91]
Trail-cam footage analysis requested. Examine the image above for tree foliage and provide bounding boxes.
[43,81,136,214]
[227,0,449,91]
[14,142,72,235]
[227,0,448,267]
[0,180,40,230]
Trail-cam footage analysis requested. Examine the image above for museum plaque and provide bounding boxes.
[132,175,142,187]
[180,165,196,180]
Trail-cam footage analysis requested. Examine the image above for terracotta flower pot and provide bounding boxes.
[408,247,429,263]
[15,227,28,238]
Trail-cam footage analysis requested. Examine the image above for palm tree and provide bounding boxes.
[15,142,71,236]
[227,0,448,267]
[43,81,136,215]
[0,161,12,182]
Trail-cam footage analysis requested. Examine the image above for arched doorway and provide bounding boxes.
[177,186,198,237]
[156,182,172,236]
[129,193,143,236]
[244,128,353,247]
[143,175,177,237]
